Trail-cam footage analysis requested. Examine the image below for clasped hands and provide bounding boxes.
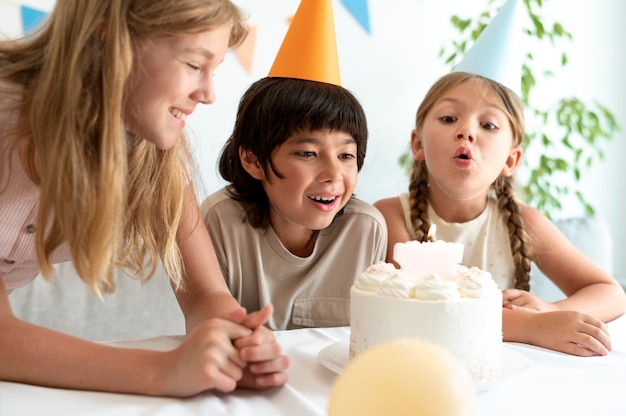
[164,304,289,397]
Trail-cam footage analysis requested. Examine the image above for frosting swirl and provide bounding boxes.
[413,274,460,300]
[456,266,499,298]
[354,261,399,292]
[376,276,414,298]
[354,261,498,301]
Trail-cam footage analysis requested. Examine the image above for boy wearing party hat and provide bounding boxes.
[374,0,624,356]
[201,0,387,330]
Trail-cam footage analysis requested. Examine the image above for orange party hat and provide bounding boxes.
[268,0,341,86]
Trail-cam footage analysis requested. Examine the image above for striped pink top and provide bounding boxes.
[0,142,72,293]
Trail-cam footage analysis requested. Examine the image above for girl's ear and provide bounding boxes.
[501,146,523,177]
[239,147,265,180]
[410,129,425,161]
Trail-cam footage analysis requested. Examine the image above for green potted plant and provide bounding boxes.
[398,0,620,218]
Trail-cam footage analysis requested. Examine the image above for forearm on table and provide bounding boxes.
[501,307,534,344]
[0,316,168,395]
[553,282,626,322]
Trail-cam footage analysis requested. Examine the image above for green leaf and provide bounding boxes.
[555,159,568,171]
[553,22,564,36]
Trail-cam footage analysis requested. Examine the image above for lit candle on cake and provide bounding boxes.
[393,225,464,281]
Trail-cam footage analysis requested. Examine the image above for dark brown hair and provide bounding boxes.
[219,77,368,229]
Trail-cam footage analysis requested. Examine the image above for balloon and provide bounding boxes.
[328,338,475,416]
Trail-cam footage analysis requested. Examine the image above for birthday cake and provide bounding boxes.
[349,239,503,381]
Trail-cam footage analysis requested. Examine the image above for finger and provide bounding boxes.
[216,329,249,368]
[248,354,291,375]
[594,318,611,337]
[193,325,249,367]
[560,342,599,357]
[206,359,243,393]
[503,303,535,313]
[239,337,283,362]
[238,369,289,389]
[215,352,246,380]
[226,343,247,368]
[578,315,612,344]
[194,343,246,392]
[194,320,253,367]
[234,325,275,349]
[223,306,248,323]
[252,371,290,388]
[209,318,253,340]
[573,330,610,356]
[570,341,607,357]
[241,304,274,329]
[206,372,239,393]
[584,320,612,351]
[501,289,523,304]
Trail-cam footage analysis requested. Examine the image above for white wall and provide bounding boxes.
[2,0,625,281]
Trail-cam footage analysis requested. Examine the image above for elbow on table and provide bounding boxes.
[606,283,626,322]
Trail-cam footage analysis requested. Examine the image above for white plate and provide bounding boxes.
[318,340,530,392]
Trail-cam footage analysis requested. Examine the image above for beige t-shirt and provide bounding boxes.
[202,188,388,330]
[399,193,514,289]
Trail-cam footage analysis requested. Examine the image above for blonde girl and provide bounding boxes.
[0,0,288,396]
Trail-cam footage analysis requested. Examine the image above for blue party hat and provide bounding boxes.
[453,0,523,96]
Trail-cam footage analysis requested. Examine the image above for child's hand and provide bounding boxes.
[524,310,611,356]
[502,288,556,312]
[161,318,252,396]
[234,325,290,389]
[228,304,290,389]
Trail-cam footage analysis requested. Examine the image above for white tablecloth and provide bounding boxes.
[2,317,626,416]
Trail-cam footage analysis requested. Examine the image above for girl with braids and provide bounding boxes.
[374,72,625,357]
[0,0,288,396]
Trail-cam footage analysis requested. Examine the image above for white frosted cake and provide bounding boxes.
[350,239,503,381]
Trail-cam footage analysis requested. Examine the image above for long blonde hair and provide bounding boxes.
[409,72,532,290]
[0,0,247,294]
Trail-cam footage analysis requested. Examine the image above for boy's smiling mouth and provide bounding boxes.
[309,195,337,205]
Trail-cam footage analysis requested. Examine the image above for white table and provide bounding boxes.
[2,316,626,416]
